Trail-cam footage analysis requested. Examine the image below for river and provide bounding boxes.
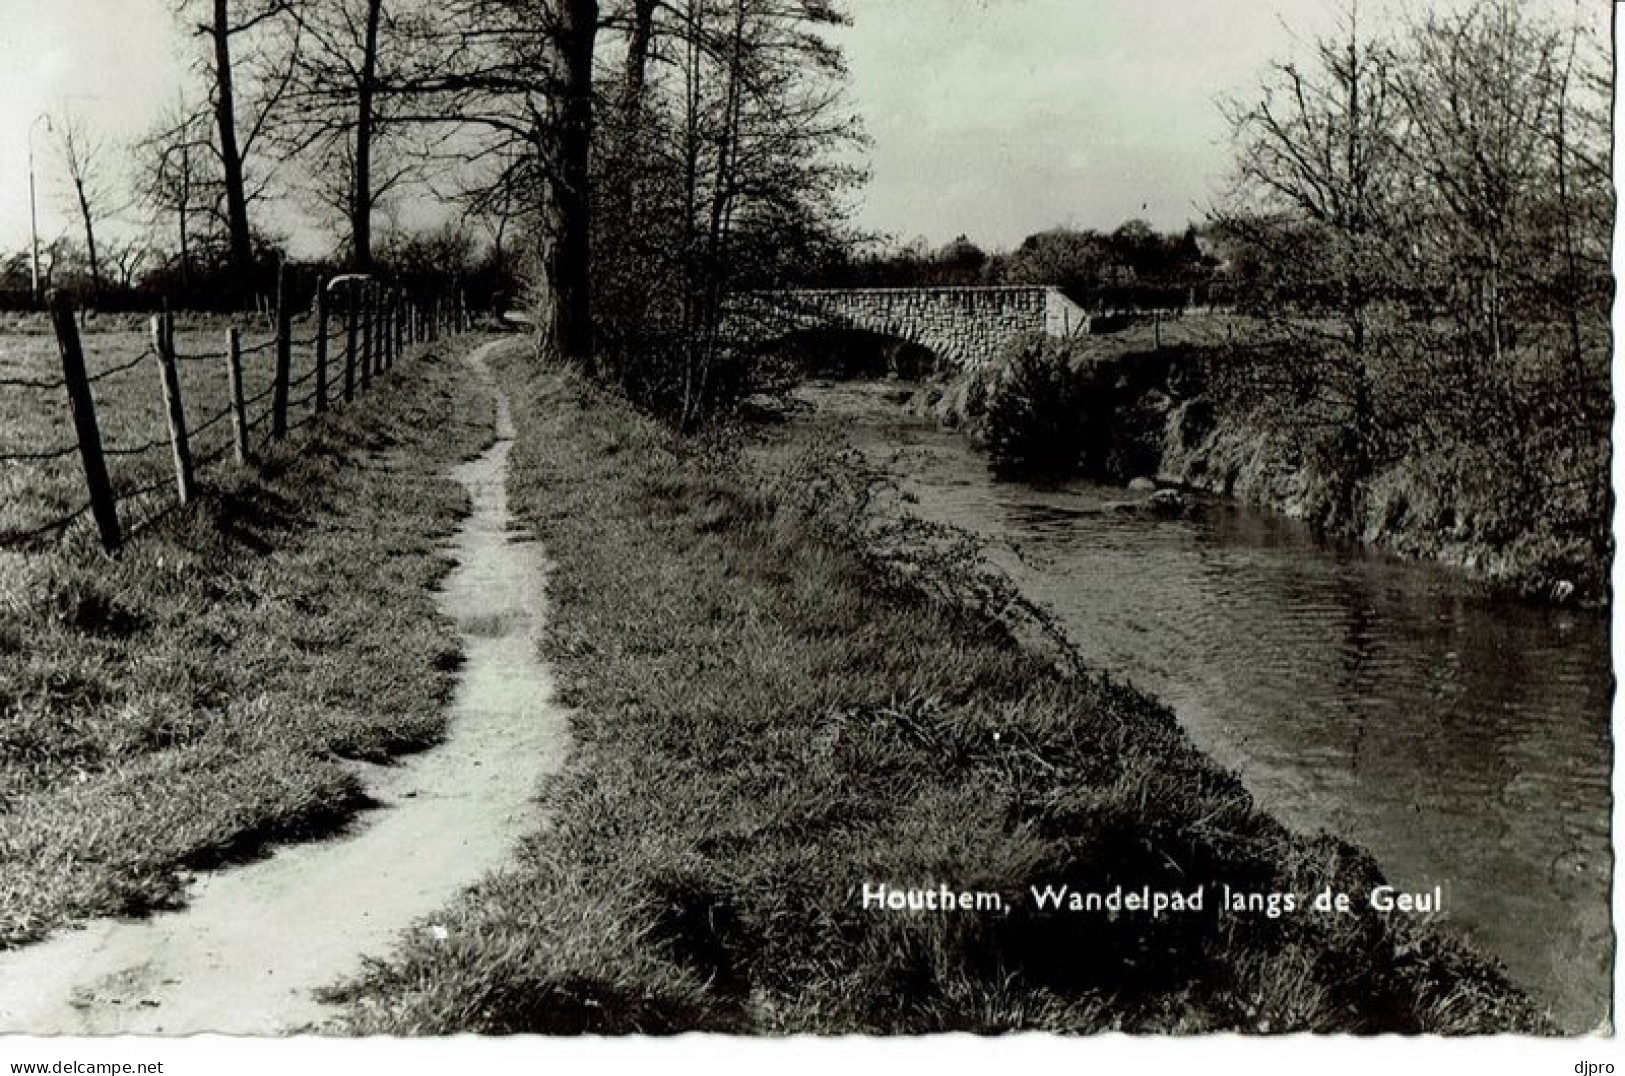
[782,379,1614,1033]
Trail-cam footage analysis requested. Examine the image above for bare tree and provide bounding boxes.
[1393,0,1563,366]
[134,101,220,291]
[1391,0,1612,539]
[372,0,600,364]
[52,110,124,299]
[276,0,430,269]
[1545,13,1613,411]
[177,0,302,277]
[1216,0,1402,509]
[541,0,601,367]
[668,0,861,426]
[333,0,854,400]
[104,237,154,290]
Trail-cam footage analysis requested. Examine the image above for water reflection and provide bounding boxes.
[797,383,1614,1032]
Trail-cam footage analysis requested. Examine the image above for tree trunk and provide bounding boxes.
[178,141,194,291]
[689,0,748,428]
[535,0,599,368]
[75,181,102,298]
[677,0,704,424]
[620,0,656,118]
[352,0,384,271]
[212,0,255,277]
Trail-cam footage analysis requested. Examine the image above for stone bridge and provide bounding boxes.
[728,286,1090,370]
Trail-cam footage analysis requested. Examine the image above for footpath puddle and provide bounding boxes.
[0,340,567,1034]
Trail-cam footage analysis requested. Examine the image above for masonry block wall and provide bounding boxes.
[736,286,1089,370]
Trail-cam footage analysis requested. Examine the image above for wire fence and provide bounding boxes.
[0,279,471,554]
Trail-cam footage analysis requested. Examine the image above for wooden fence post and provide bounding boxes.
[271,264,292,438]
[314,281,329,413]
[48,291,121,552]
[151,314,196,505]
[377,289,389,372]
[386,290,397,369]
[359,284,373,392]
[225,326,250,465]
[374,286,388,374]
[366,285,378,377]
[344,281,358,402]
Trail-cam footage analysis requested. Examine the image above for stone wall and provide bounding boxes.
[735,286,1090,370]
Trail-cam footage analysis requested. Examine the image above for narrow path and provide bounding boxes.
[0,340,565,1034]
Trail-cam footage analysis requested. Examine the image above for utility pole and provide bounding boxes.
[28,114,52,305]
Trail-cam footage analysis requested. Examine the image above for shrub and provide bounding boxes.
[982,336,1095,478]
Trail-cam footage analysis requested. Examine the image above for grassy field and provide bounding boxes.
[333,346,1548,1035]
[0,329,493,945]
[0,312,365,550]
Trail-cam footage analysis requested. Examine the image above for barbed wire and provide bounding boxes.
[0,373,67,391]
[175,347,229,364]
[85,349,154,385]
[0,442,80,463]
[102,436,173,459]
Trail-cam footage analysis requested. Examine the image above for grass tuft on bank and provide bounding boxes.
[0,338,494,945]
[336,347,1549,1035]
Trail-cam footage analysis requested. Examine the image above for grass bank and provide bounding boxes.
[0,336,493,945]
[336,347,1547,1034]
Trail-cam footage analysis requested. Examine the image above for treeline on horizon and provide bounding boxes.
[0,225,513,314]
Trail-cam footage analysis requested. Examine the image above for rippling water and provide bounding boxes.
[789,381,1614,1032]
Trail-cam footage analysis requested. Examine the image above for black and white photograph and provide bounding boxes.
[0,0,1615,1067]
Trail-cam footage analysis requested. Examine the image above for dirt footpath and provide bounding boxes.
[0,340,567,1034]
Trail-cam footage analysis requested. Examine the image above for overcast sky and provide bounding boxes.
[0,0,1609,259]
